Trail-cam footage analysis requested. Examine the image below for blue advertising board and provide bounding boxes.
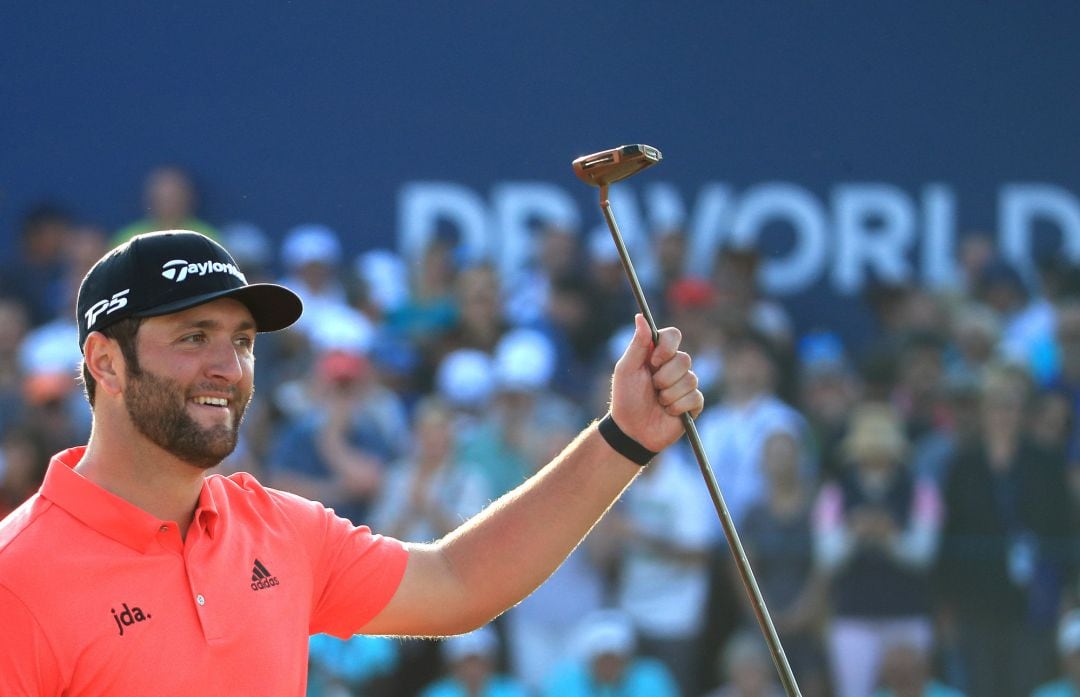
[3,3,1079,347]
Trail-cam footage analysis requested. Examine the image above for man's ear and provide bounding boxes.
[83,332,125,397]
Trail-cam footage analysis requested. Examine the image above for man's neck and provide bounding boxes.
[76,432,207,539]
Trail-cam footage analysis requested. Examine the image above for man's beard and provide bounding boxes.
[124,365,251,470]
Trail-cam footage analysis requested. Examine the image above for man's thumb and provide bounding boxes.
[617,314,654,369]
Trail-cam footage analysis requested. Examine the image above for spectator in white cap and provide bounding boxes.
[457,329,582,498]
[420,626,528,697]
[540,609,679,697]
[436,349,495,412]
[1031,609,1080,697]
[354,249,410,319]
[435,348,496,440]
[278,223,351,341]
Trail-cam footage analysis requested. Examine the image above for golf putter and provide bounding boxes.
[572,144,803,697]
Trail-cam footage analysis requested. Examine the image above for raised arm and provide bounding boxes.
[359,315,703,636]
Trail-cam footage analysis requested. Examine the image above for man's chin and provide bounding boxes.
[186,453,229,471]
[169,433,238,471]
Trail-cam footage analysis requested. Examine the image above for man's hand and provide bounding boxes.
[610,314,704,453]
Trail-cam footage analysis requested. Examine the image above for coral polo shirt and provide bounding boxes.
[0,447,409,696]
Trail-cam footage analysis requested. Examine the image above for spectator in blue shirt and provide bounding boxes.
[541,609,680,697]
[307,633,399,697]
[420,626,528,697]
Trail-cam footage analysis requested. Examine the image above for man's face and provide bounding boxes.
[124,299,256,469]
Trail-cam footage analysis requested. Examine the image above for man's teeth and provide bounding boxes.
[193,396,229,407]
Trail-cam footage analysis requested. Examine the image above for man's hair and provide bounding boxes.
[80,317,143,408]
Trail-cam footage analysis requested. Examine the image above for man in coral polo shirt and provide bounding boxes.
[0,231,703,695]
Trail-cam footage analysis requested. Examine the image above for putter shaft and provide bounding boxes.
[598,186,803,697]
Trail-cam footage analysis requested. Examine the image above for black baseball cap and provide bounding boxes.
[77,230,303,351]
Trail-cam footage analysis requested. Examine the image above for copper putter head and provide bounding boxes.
[572,144,662,187]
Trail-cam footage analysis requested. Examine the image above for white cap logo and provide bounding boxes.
[161,259,247,284]
[84,289,130,329]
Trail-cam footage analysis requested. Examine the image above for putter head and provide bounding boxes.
[572,144,662,187]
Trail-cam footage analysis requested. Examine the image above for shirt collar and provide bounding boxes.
[195,477,221,540]
[40,446,220,552]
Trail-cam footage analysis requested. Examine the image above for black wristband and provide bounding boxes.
[597,413,657,467]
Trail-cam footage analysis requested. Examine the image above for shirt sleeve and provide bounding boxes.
[0,582,63,696]
[265,487,409,637]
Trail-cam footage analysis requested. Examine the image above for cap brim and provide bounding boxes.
[132,283,303,333]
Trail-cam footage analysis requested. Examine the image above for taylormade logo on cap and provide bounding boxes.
[161,258,247,284]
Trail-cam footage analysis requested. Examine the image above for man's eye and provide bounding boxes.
[234,336,254,349]
[181,333,207,343]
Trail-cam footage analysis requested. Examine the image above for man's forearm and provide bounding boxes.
[440,422,639,621]
[360,421,640,635]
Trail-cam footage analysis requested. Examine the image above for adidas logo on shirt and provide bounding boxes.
[250,559,280,591]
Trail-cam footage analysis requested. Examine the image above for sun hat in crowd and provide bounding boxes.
[493,329,556,392]
[281,223,342,270]
[573,610,636,660]
[842,402,908,463]
[436,349,495,409]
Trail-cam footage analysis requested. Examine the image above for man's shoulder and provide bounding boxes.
[205,471,328,521]
[0,494,54,563]
[208,470,298,504]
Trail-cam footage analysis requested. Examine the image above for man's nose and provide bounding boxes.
[205,338,245,383]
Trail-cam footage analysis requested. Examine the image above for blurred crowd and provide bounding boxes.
[2,165,1079,697]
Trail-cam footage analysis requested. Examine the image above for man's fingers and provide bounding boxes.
[655,367,699,405]
[653,347,703,419]
[664,387,705,419]
[651,350,693,390]
[648,326,682,369]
